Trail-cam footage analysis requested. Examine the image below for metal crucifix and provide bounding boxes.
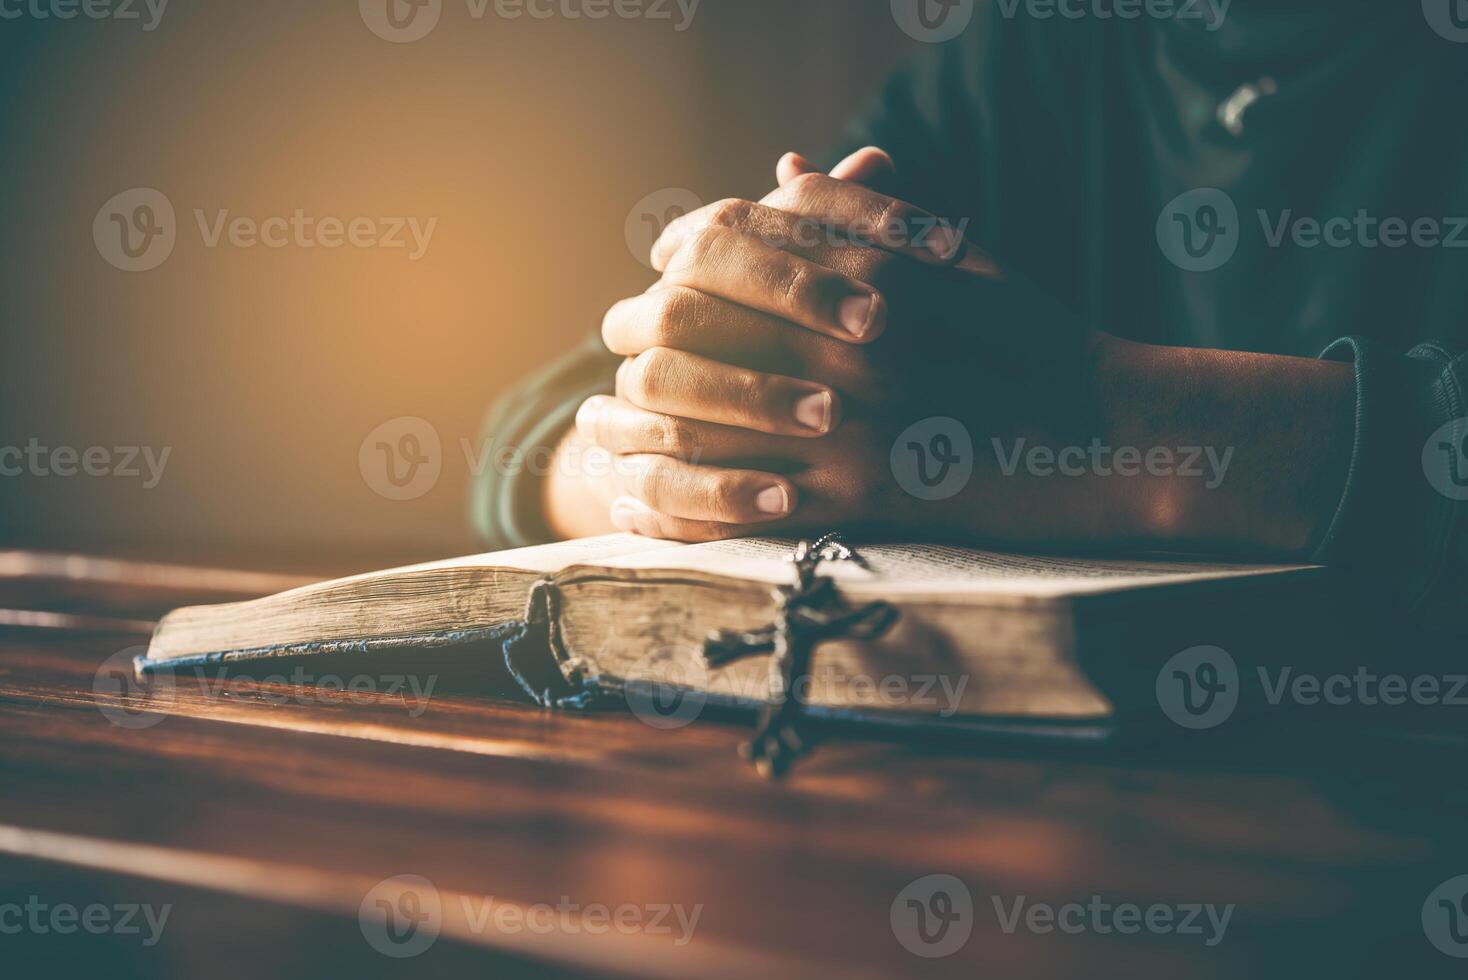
[702,533,899,779]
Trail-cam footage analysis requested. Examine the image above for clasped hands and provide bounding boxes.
[576,147,1107,542]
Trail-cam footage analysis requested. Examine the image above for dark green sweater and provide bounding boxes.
[474,2,1468,636]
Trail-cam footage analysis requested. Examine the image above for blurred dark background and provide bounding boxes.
[0,0,920,567]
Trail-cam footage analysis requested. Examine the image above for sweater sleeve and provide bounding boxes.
[1314,338,1468,633]
[470,334,618,551]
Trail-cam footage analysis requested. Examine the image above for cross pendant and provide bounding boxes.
[702,535,899,779]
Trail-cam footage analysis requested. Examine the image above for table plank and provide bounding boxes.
[1,553,1465,977]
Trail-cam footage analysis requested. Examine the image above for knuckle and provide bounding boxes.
[633,457,675,507]
[707,198,754,229]
[785,171,825,202]
[625,347,667,400]
[680,225,724,269]
[736,371,779,425]
[652,414,694,459]
[708,473,747,520]
[649,289,694,347]
[776,262,820,311]
[872,198,912,247]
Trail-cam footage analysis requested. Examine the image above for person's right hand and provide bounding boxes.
[576,150,1113,543]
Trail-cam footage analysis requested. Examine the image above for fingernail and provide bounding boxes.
[610,498,640,532]
[794,391,832,433]
[756,485,790,515]
[926,222,962,261]
[838,294,876,338]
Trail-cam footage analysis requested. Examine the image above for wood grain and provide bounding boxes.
[1,553,1465,978]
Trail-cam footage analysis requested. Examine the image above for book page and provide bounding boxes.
[584,537,1315,598]
[319,534,684,588]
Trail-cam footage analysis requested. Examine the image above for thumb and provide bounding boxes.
[776,146,897,188]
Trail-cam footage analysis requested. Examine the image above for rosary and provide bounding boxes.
[702,533,899,779]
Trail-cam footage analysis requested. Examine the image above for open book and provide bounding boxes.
[136,535,1334,740]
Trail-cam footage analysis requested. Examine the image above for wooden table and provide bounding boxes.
[0,550,1464,978]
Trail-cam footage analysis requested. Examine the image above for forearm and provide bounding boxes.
[1094,336,1356,557]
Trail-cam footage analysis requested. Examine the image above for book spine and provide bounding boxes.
[500,578,595,708]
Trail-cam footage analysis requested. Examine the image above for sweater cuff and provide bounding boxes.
[1314,337,1467,624]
